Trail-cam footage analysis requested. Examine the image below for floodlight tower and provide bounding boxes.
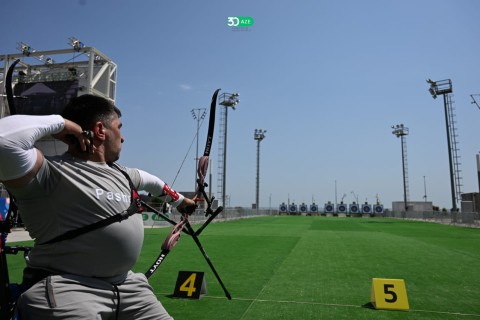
[391,124,410,212]
[191,108,206,190]
[423,175,428,202]
[254,129,267,214]
[427,79,462,211]
[217,92,240,208]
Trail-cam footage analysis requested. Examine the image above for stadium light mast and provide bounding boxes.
[391,124,410,212]
[423,175,428,203]
[254,129,267,214]
[191,108,206,191]
[427,79,461,211]
[217,92,240,208]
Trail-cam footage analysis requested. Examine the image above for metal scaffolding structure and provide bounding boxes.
[1,39,117,119]
[1,39,117,157]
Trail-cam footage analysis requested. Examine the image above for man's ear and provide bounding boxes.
[94,122,107,141]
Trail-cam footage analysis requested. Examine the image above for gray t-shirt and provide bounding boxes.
[9,153,144,283]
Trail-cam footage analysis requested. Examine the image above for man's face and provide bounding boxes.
[104,113,124,163]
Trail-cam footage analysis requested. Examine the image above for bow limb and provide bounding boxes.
[203,88,221,157]
[5,59,21,116]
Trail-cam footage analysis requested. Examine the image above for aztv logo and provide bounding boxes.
[227,16,254,27]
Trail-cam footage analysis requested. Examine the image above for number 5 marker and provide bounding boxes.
[371,278,409,311]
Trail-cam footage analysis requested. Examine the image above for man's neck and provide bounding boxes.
[67,147,105,162]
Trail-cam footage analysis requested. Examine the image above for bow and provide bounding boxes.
[184,88,231,299]
[144,89,231,299]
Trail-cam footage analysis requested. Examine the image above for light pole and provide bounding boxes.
[335,180,338,210]
[477,153,480,194]
[269,194,272,215]
[191,108,206,191]
[471,95,480,194]
[350,191,359,204]
[254,129,267,214]
[423,175,428,202]
[427,79,459,211]
[392,124,409,212]
[218,92,240,208]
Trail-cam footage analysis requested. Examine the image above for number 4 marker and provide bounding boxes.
[371,278,409,311]
[179,273,197,297]
[173,271,207,299]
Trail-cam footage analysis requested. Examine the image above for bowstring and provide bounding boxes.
[171,115,206,186]
[150,114,206,228]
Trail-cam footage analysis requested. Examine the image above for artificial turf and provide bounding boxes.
[7,216,480,319]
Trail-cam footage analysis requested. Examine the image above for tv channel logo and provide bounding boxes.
[227,16,254,28]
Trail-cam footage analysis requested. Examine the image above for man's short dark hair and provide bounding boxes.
[62,94,122,130]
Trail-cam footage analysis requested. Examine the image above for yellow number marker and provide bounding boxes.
[179,273,197,297]
[371,278,409,311]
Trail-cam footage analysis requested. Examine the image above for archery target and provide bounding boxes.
[374,205,384,214]
[279,203,288,213]
[337,204,347,213]
[310,204,318,212]
[324,203,334,213]
[362,204,372,214]
[349,203,359,213]
[299,204,308,212]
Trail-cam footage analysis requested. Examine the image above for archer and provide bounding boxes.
[0,94,195,319]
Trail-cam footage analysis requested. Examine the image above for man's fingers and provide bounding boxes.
[177,201,197,215]
[82,131,94,153]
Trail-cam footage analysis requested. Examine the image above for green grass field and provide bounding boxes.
[8,216,480,319]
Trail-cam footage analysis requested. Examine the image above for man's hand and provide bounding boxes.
[52,119,92,153]
[161,218,188,251]
[176,198,197,215]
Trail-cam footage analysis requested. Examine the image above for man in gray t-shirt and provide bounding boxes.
[0,94,195,319]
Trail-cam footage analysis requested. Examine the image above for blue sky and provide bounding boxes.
[2,0,480,210]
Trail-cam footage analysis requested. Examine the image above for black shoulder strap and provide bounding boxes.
[40,164,143,246]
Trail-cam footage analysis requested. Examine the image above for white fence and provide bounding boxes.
[142,206,480,229]
[385,210,480,227]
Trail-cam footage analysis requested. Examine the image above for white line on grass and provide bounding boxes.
[200,295,480,318]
